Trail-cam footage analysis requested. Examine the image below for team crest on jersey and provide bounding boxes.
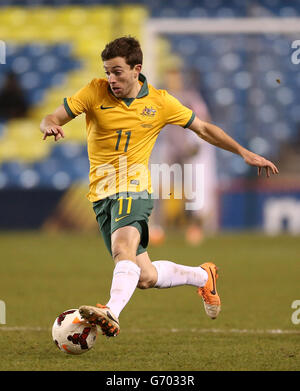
[140,106,156,118]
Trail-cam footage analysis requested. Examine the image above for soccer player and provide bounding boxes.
[40,36,279,337]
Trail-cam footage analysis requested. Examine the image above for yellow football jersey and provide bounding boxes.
[64,74,195,202]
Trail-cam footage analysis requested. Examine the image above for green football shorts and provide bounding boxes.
[93,190,154,256]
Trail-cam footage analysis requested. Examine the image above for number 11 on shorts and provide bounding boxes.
[117,196,132,216]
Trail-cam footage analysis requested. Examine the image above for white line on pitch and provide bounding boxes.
[0,326,47,331]
[169,328,300,335]
[0,326,300,335]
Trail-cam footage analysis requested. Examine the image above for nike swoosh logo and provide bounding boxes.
[114,215,130,222]
[107,311,119,325]
[209,267,216,295]
[100,105,115,110]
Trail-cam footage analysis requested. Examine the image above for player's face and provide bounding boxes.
[103,57,141,99]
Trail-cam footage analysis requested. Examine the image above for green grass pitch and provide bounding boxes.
[0,231,299,371]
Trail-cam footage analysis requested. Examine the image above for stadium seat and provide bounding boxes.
[119,6,149,41]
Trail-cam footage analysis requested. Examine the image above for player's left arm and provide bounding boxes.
[188,116,279,177]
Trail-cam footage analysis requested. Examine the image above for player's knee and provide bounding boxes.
[137,280,152,289]
[137,272,157,290]
[111,227,140,262]
[111,239,135,261]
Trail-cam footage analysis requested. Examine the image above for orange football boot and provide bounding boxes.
[79,304,120,337]
[197,262,221,319]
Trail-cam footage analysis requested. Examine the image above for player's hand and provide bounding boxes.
[43,125,65,142]
[242,150,279,178]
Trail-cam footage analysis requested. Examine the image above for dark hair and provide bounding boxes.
[101,36,143,68]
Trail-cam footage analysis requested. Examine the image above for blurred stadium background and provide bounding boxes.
[0,0,300,235]
[1,0,300,373]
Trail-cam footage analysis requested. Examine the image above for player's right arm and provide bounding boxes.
[40,104,73,142]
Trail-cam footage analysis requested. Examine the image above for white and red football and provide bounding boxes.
[52,309,97,355]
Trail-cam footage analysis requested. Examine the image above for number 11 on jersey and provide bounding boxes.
[115,130,131,152]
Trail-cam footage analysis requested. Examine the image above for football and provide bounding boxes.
[52,309,98,355]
